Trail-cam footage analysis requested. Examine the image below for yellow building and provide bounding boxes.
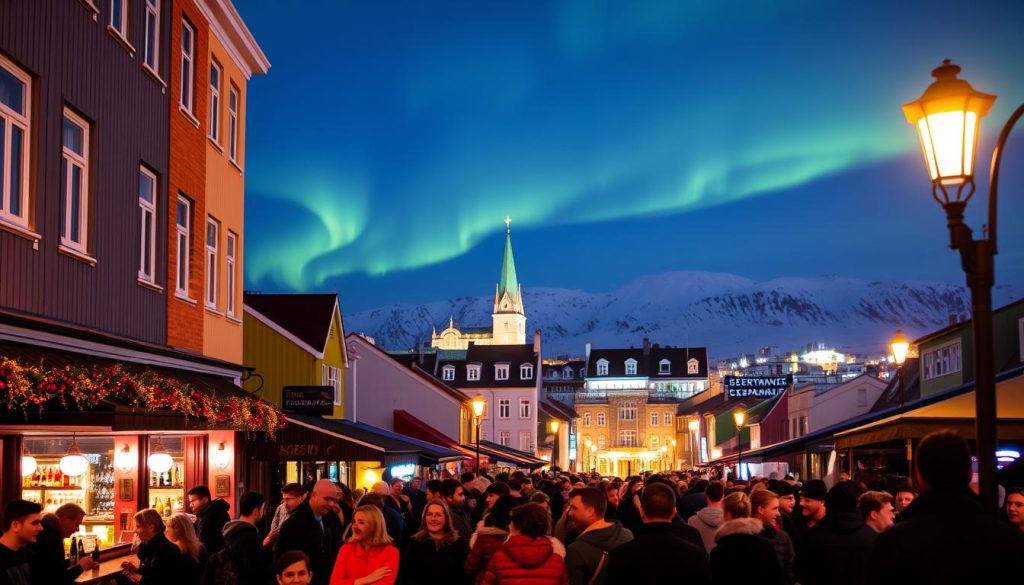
[242,293,347,418]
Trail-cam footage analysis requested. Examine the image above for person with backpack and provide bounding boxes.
[203,492,268,585]
[564,487,633,585]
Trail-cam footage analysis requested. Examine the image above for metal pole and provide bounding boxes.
[737,436,742,481]
[475,417,481,474]
[552,430,558,470]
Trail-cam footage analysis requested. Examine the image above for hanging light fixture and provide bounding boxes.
[148,437,174,474]
[114,443,135,472]
[59,435,89,477]
[21,447,37,477]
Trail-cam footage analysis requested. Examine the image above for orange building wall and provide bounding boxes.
[167,0,209,353]
[202,32,247,364]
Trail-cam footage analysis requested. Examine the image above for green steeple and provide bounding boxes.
[498,216,519,299]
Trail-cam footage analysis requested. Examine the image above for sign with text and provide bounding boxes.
[282,385,334,415]
[725,376,792,399]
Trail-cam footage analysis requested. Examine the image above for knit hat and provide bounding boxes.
[800,479,827,502]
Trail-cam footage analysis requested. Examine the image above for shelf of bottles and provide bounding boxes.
[148,460,185,519]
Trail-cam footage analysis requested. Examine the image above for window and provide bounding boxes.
[619,431,637,447]
[520,364,533,380]
[209,62,221,143]
[205,218,219,308]
[143,0,160,72]
[619,402,637,421]
[442,365,455,381]
[687,358,699,375]
[650,435,659,449]
[498,431,511,447]
[498,399,510,419]
[109,0,127,38]
[625,359,637,376]
[651,412,659,426]
[659,359,671,374]
[321,364,326,385]
[563,366,573,379]
[596,359,609,376]
[584,413,591,426]
[597,413,606,426]
[228,85,239,162]
[664,413,672,426]
[328,366,340,405]
[175,196,190,295]
[923,342,962,381]
[138,167,157,282]
[467,365,481,381]
[495,364,509,381]
[61,110,90,254]
[598,436,607,449]
[0,56,30,228]
[180,20,195,114]
[226,231,237,316]
[519,432,531,452]
[519,399,530,419]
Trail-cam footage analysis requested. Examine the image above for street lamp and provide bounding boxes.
[688,419,700,467]
[585,438,593,472]
[471,395,487,473]
[889,330,910,408]
[733,408,746,481]
[660,445,669,471]
[903,59,1023,514]
[549,419,560,469]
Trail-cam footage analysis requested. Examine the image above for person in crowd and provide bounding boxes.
[276,479,346,585]
[266,484,309,549]
[166,513,207,584]
[858,491,895,533]
[440,479,471,546]
[189,484,231,555]
[767,480,799,536]
[338,483,357,531]
[460,472,483,512]
[121,508,183,585]
[796,482,876,585]
[750,490,795,584]
[614,480,643,535]
[405,478,427,535]
[688,481,724,553]
[1,499,42,585]
[356,494,404,548]
[398,501,468,585]
[472,483,511,530]
[275,551,313,585]
[639,477,704,551]
[709,492,783,585]
[529,492,554,535]
[482,504,567,585]
[424,480,443,502]
[678,479,710,521]
[606,483,710,585]
[204,492,267,585]
[798,480,827,529]
[465,495,515,584]
[389,480,414,521]
[892,485,916,516]
[602,483,620,523]
[564,487,633,585]
[869,430,1024,584]
[329,505,398,585]
[1006,487,1024,531]
[30,502,95,584]
[507,480,528,506]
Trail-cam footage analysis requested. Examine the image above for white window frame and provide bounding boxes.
[650,435,659,449]
[687,358,699,375]
[321,363,327,385]
[519,432,531,452]
[495,363,509,381]
[226,231,237,317]
[923,341,962,381]
[520,363,533,380]
[61,109,90,254]
[519,399,530,419]
[619,430,637,447]
[598,436,607,449]
[0,56,31,229]
[109,0,128,39]
[619,402,637,421]
[138,167,158,283]
[205,217,219,309]
[625,358,637,376]
[467,365,481,381]
[209,61,221,143]
[228,85,239,163]
[584,413,591,427]
[180,20,195,114]
[442,365,455,381]
[597,413,606,426]
[498,399,510,419]
[563,367,573,379]
[175,196,191,296]
[143,0,160,73]
[329,366,340,405]
[498,431,511,447]
[651,412,659,426]
[664,413,672,426]
[596,359,609,376]
[659,359,671,374]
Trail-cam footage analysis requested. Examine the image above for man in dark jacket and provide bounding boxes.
[188,485,231,555]
[275,479,344,585]
[1,500,42,585]
[30,504,95,584]
[441,480,472,546]
[795,482,876,585]
[606,483,710,585]
[869,430,1024,584]
[677,479,709,521]
[751,490,795,584]
[204,491,267,585]
[565,487,633,585]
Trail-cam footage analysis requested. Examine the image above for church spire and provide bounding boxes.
[498,216,519,300]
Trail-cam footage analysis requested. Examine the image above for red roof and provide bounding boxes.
[393,410,474,460]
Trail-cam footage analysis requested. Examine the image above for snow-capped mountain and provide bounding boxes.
[343,271,1023,358]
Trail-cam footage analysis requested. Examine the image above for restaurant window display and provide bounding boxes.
[147,435,186,517]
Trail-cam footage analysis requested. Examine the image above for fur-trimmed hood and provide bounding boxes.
[714,518,764,542]
[469,525,509,549]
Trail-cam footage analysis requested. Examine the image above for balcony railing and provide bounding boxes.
[575,389,699,404]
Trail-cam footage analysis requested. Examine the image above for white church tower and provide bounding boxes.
[491,216,526,345]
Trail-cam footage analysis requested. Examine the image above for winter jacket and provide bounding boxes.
[605,522,711,585]
[758,523,795,584]
[481,535,567,585]
[710,519,783,585]
[670,515,707,551]
[564,522,633,585]
[465,527,509,584]
[29,520,83,585]
[398,536,469,585]
[688,506,724,553]
[195,498,231,555]
[677,492,708,521]
[136,532,185,585]
[869,489,1024,585]
[328,543,399,585]
[794,507,876,585]
[450,506,473,548]
[203,519,265,585]
[275,500,346,585]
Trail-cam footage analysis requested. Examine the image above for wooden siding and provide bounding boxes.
[0,0,171,344]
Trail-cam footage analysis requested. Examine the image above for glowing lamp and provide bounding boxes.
[114,444,135,472]
[59,437,89,477]
[902,59,996,189]
[549,419,560,434]
[733,409,746,429]
[889,330,911,367]
[211,442,231,469]
[660,445,668,453]
[148,438,173,474]
[22,453,37,477]
[688,419,699,432]
[471,395,486,418]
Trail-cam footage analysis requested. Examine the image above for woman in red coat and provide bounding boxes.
[465,495,515,584]
[482,503,567,585]
[329,505,399,585]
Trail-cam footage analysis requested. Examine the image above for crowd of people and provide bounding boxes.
[1,429,1024,585]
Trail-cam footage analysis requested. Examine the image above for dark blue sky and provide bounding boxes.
[237,0,1024,311]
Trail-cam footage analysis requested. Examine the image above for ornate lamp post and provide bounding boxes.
[471,395,487,473]
[671,438,678,470]
[549,419,561,469]
[902,59,1022,513]
[733,408,746,481]
[688,419,700,466]
[889,330,911,408]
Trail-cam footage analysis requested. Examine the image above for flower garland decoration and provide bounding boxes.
[0,356,285,435]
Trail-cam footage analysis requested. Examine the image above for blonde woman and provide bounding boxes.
[329,505,399,585]
[120,508,183,585]
[398,501,468,585]
[710,492,783,585]
[166,512,207,583]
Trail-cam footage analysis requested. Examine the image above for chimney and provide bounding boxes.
[643,337,651,356]
[417,341,425,366]
[949,314,958,326]
[585,343,591,362]
[533,330,542,354]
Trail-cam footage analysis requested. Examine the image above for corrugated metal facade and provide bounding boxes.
[0,0,170,344]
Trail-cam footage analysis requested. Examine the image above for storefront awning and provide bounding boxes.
[393,410,475,460]
[460,440,547,468]
[289,415,466,466]
[250,415,385,462]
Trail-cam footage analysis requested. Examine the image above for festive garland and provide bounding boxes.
[0,356,285,435]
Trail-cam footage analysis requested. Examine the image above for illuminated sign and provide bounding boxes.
[725,376,792,399]
[282,386,334,415]
[389,464,416,478]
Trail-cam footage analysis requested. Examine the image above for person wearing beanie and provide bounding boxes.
[794,481,877,585]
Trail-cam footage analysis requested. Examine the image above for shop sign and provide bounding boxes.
[725,376,792,399]
[282,386,334,415]
[389,464,416,478]
[278,443,335,459]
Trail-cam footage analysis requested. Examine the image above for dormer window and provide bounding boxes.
[520,363,534,380]
[495,363,509,381]
[563,366,573,379]
[442,365,455,381]
[467,364,481,381]
[596,359,609,376]
[625,358,638,376]
[550,369,559,379]
[659,359,671,375]
[687,358,699,375]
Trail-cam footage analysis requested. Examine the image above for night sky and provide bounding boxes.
[237,0,1024,312]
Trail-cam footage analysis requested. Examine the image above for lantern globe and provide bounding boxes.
[471,395,486,418]
[60,440,89,478]
[549,419,560,434]
[890,330,911,366]
[733,409,746,428]
[21,455,37,477]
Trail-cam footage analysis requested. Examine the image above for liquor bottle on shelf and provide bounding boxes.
[69,536,78,566]
[76,538,85,563]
